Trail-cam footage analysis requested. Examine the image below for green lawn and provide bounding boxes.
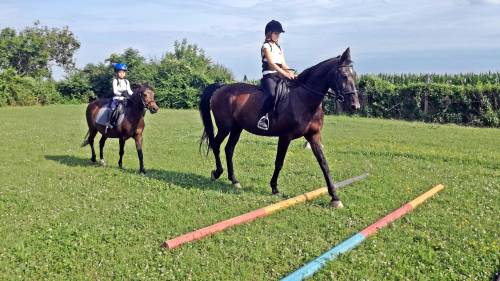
[0,105,498,280]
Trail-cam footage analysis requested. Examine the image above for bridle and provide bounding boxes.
[137,88,154,110]
[293,64,358,102]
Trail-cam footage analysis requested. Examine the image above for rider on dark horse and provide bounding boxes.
[109,63,133,128]
[257,20,297,130]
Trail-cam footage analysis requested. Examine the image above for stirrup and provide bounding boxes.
[257,114,269,130]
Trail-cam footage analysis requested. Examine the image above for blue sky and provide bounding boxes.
[1,0,500,80]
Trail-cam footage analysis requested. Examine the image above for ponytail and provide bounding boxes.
[264,31,273,43]
[115,73,122,86]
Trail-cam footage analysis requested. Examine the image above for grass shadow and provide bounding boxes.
[44,154,271,196]
[45,154,95,167]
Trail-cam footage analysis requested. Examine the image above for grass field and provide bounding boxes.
[0,105,498,280]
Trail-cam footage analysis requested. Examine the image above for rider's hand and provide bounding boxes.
[285,72,296,80]
[288,69,298,79]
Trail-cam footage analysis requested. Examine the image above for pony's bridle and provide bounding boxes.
[139,90,155,110]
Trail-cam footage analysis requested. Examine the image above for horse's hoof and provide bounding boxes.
[331,200,344,208]
[211,170,222,180]
[99,159,106,166]
[233,182,242,189]
[272,188,280,195]
[91,158,96,163]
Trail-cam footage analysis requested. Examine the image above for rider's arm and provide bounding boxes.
[112,79,122,96]
[126,80,133,96]
[263,47,293,79]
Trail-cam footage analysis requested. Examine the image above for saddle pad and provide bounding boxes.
[95,106,125,127]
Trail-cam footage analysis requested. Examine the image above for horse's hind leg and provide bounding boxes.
[225,127,243,187]
[211,129,229,180]
[99,135,108,166]
[88,128,98,162]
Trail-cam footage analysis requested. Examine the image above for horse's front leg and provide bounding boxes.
[270,136,291,195]
[134,134,145,174]
[118,138,125,169]
[305,133,343,208]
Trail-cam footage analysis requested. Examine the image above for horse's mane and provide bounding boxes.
[296,54,353,84]
[297,56,340,83]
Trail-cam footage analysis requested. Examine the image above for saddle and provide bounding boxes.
[269,78,292,112]
[95,99,126,127]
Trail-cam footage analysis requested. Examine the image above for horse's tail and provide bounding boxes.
[199,83,223,155]
[81,130,90,147]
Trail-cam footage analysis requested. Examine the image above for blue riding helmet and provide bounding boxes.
[114,63,128,72]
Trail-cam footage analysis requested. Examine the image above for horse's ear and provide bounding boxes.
[340,47,351,64]
[144,82,155,91]
[131,83,141,91]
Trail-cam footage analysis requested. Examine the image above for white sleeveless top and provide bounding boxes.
[261,42,284,75]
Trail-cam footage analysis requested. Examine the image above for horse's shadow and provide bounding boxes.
[44,155,270,195]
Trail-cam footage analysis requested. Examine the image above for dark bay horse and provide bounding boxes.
[81,84,159,173]
[199,48,360,208]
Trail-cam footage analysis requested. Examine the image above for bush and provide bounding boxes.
[56,70,94,102]
[0,68,60,106]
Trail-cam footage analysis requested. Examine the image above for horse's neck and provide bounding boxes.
[125,95,145,122]
[294,65,332,113]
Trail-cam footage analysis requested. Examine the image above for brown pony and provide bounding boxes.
[199,48,360,208]
[81,84,159,173]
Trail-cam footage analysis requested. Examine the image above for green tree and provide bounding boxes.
[0,21,80,78]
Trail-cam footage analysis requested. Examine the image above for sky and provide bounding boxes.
[1,0,500,80]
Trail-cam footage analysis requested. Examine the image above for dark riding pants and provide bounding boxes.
[110,100,124,126]
[261,73,280,114]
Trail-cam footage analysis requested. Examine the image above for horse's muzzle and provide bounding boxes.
[148,103,160,114]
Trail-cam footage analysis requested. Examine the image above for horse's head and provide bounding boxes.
[329,48,360,111]
[134,83,159,114]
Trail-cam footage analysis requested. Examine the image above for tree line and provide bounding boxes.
[0,23,233,107]
[0,22,498,127]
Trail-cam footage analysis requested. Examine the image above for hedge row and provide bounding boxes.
[326,75,500,127]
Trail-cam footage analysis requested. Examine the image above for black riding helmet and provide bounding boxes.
[265,20,285,34]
